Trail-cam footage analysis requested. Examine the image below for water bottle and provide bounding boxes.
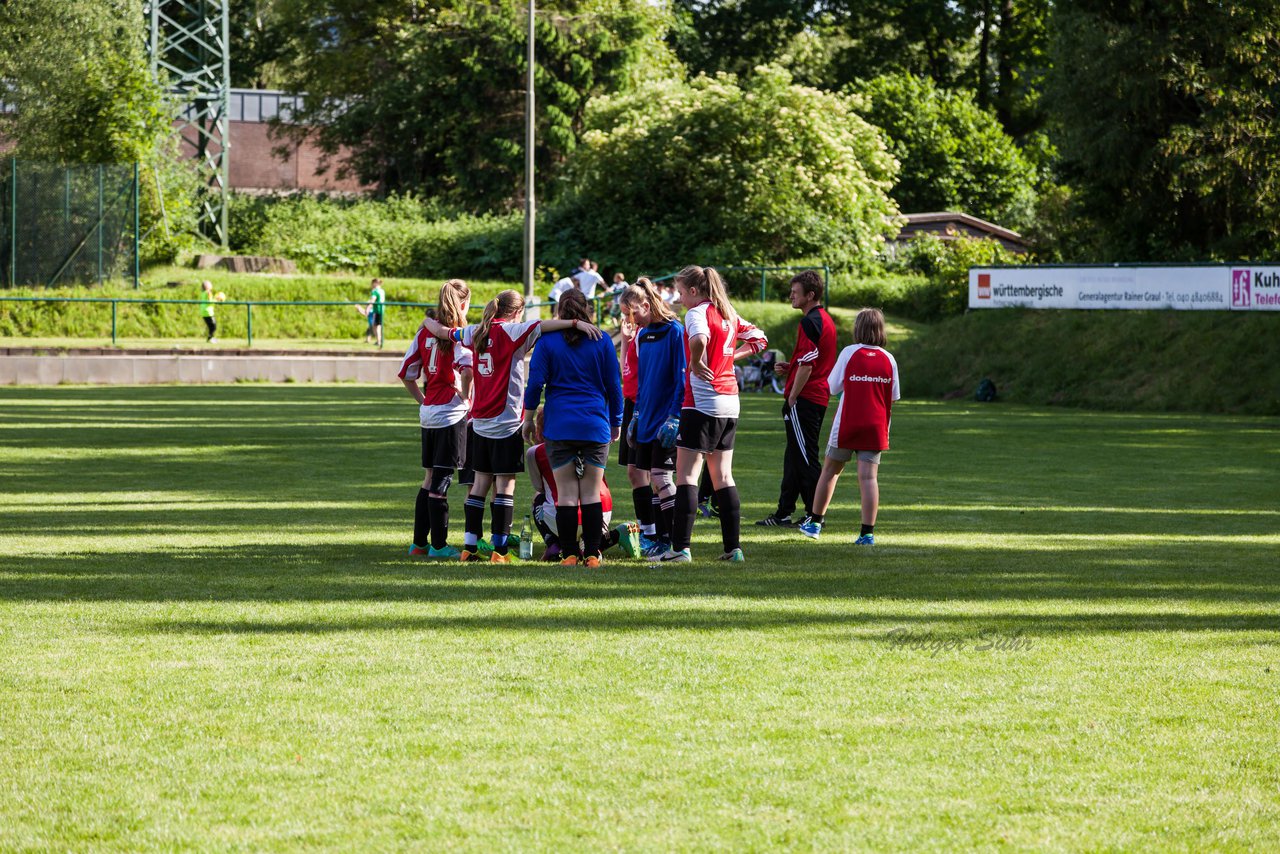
[518,515,533,560]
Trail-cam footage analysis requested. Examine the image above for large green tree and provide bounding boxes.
[273,0,677,212]
[1048,0,1280,260]
[0,0,169,163]
[230,0,290,89]
[553,65,901,269]
[855,73,1038,228]
[670,0,1051,141]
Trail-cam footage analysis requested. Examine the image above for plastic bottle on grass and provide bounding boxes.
[519,515,533,560]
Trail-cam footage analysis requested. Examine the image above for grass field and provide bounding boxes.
[1,386,1277,850]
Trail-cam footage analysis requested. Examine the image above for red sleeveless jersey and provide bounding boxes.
[827,345,900,451]
[621,337,639,401]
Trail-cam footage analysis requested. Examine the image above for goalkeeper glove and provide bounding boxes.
[658,415,680,448]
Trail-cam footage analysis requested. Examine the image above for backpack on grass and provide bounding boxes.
[975,378,998,402]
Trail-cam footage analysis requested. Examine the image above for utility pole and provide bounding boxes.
[144,1,231,247]
[523,0,536,313]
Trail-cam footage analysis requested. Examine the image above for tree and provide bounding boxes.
[855,73,1038,228]
[1047,0,1280,260]
[551,65,901,270]
[0,0,169,164]
[230,0,290,89]
[672,0,978,94]
[272,0,677,211]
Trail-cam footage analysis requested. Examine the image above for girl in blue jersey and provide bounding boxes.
[618,279,686,558]
[522,289,625,566]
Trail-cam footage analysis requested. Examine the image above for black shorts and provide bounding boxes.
[634,438,676,471]
[369,310,384,325]
[546,439,610,471]
[421,421,467,471]
[676,408,737,454]
[619,398,635,467]
[469,430,525,475]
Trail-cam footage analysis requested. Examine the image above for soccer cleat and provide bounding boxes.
[696,501,718,519]
[798,520,822,540]
[641,541,668,560]
[855,533,875,546]
[656,548,692,563]
[540,543,562,562]
[408,544,430,556]
[560,554,580,566]
[616,523,642,558]
[583,555,602,568]
[459,548,483,562]
[427,544,462,559]
[490,551,512,564]
[717,548,745,562]
[638,533,659,552]
[754,513,793,527]
[476,538,494,558]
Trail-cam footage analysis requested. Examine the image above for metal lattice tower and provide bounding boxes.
[144,1,230,246]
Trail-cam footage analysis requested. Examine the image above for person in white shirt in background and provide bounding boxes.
[573,259,605,299]
[549,276,576,304]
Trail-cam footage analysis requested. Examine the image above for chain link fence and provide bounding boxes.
[0,160,139,288]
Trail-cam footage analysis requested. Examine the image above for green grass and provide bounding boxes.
[0,271,927,357]
[897,308,1280,415]
[1,387,1278,850]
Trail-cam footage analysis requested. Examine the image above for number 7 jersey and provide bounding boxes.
[399,327,473,428]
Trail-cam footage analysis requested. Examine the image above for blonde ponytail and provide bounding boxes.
[620,276,676,324]
[473,289,524,356]
[675,265,737,328]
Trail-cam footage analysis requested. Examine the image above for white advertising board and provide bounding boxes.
[969,265,1280,310]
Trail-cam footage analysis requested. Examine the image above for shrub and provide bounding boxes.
[853,74,1039,230]
[227,193,523,278]
[885,233,1028,319]
[551,65,901,271]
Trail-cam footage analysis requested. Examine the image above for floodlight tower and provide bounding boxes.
[144,1,231,247]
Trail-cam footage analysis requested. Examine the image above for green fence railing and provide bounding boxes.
[0,294,610,347]
[649,264,831,306]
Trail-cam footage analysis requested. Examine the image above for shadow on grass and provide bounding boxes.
[144,609,1280,637]
[1,541,1277,612]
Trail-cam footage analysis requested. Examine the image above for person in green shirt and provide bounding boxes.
[365,278,386,348]
[200,280,218,343]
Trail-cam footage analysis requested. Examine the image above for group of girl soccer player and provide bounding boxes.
[399,265,899,565]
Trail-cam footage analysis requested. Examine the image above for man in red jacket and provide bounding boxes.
[756,270,838,528]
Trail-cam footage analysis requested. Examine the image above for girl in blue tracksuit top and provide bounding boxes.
[618,279,686,557]
[522,289,624,565]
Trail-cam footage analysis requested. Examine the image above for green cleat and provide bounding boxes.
[616,522,642,558]
[717,548,745,562]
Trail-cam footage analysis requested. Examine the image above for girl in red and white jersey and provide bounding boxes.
[799,308,900,546]
[400,279,473,559]
[662,265,767,563]
[420,289,600,562]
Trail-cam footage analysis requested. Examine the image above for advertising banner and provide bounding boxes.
[969,265,1280,310]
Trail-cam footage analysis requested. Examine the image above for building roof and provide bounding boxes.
[895,211,1029,253]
